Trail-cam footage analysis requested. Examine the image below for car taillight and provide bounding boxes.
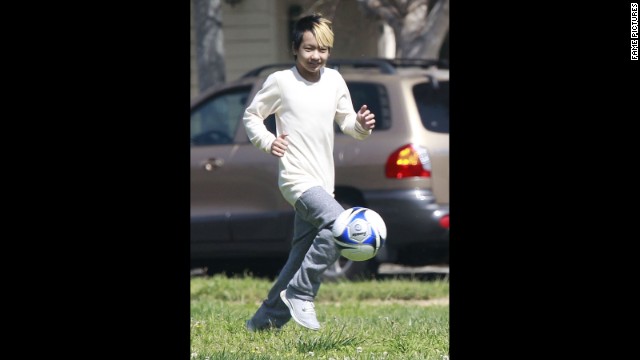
[385,144,431,179]
[439,214,449,229]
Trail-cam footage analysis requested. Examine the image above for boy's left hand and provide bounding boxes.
[357,104,376,130]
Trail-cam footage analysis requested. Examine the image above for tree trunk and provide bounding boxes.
[401,0,449,59]
[356,0,449,60]
[193,0,226,92]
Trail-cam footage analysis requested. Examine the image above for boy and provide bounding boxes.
[243,13,375,331]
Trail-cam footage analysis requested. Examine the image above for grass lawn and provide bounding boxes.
[191,274,449,359]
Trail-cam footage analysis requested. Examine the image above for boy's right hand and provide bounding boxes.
[271,133,289,157]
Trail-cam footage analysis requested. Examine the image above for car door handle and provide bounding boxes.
[202,158,224,171]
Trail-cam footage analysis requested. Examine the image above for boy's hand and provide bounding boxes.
[357,104,376,130]
[271,133,289,157]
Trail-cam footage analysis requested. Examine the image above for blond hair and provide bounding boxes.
[312,17,334,49]
[292,14,334,52]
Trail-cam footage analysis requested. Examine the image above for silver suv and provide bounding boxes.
[191,58,449,280]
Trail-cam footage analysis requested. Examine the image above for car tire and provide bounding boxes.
[323,256,379,281]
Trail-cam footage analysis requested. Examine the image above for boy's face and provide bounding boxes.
[294,30,330,76]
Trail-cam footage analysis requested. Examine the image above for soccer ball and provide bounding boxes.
[332,207,387,261]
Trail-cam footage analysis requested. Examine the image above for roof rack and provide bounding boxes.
[240,63,294,78]
[239,58,448,78]
[328,58,449,73]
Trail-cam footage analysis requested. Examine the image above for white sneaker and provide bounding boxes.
[280,289,320,330]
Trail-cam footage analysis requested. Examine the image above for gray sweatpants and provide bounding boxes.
[248,186,344,329]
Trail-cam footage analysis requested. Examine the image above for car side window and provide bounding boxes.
[414,81,449,134]
[191,86,252,146]
[337,82,391,133]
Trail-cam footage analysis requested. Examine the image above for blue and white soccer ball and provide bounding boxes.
[332,207,387,261]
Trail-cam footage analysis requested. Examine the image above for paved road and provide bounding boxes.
[191,263,449,279]
[378,263,449,275]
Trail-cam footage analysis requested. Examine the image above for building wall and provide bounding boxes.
[327,0,383,59]
[222,0,281,80]
[191,0,386,100]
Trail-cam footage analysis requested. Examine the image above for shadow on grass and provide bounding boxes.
[284,325,363,353]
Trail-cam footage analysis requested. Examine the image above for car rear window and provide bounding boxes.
[335,82,391,133]
[414,81,449,133]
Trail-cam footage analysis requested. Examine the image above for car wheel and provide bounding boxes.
[323,256,378,281]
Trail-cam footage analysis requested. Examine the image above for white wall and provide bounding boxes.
[222,0,281,80]
[191,0,387,99]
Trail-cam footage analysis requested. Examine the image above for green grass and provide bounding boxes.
[191,273,449,360]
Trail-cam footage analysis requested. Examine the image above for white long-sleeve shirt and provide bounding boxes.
[243,66,371,207]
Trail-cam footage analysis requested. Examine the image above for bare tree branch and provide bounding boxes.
[355,0,448,59]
